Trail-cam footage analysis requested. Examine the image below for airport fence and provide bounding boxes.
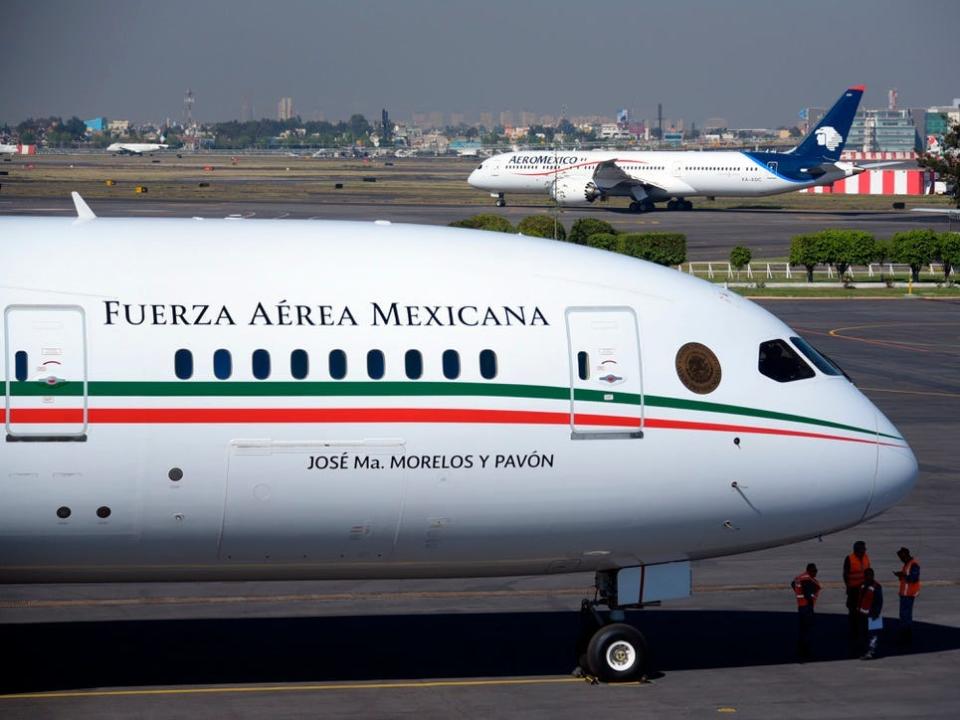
[679,262,954,282]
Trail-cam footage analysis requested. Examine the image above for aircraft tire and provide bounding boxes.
[642,201,656,213]
[495,198,506,208]
[629,201,642,213]
[585,623,648,682]
[682,200,693,211]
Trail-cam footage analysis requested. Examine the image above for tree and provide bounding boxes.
[938,232,960,280]
[820,229,876,278]
[569,218,617,245]
[919,120,960,207]
[890,229,939,282]
[518,215,566,241]
[789,233,830,282]
[729,246,752,279]
[448,214,515,233]
[63,116,87,140]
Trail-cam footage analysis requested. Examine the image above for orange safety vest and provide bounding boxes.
[899,557,921,597]
[845,552,871,589]
[793,572,821,608]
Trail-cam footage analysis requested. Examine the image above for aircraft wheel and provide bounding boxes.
[495,197,506,208]
[586,623,648,682]
[682,200,693,211]
[667,200,678,211]
[629,201,641,213]
[642,201,656,213]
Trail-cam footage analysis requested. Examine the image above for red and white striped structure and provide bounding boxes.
[840,151,916,161]
[799,169,934,195]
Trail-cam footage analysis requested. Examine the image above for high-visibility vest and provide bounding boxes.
[899,557,921,597]
[845,552,871,589]
[793,572,821,608]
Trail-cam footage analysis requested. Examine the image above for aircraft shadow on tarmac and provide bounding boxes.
[4,610,959,693]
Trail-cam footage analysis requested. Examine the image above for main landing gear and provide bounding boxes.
[575,571,650,682]
[667,198,693,211]
[628,200,656,213]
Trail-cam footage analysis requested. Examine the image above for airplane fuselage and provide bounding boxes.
[0,218,915,584]
[469,149,860,205]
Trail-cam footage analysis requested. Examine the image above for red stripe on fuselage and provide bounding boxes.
[0,407,903,447]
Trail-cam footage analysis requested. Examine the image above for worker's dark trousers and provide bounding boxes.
[797,607,815,659]
[898,595,915,646]
[846,587,860,654]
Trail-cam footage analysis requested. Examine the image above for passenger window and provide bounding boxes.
[758,340,814,383]
[404,349,423,380]
[442,349,460,380]
[577,351,589,380]
[252,349,271,380]
[290,349,309,380]
[14,350,28,382]
[329,349,347,380]
[213,349,232,380]
[367,349,385,380]
[479,349,497,380]
[174,349,193,380]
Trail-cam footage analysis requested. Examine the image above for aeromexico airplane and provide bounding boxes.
[469,86,867,212]
[0,196,916,681]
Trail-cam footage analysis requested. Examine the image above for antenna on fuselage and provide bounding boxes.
[71,192,96,221]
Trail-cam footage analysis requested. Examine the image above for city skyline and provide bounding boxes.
[2,0,958,128]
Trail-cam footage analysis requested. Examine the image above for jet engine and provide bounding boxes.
[550,177,604,206]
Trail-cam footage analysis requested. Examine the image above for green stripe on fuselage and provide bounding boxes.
[6,380,900,440]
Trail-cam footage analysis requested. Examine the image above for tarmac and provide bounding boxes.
[0,195,949,261]
[0,199,957,718]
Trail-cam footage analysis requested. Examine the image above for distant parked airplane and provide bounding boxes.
[106,140,170,155]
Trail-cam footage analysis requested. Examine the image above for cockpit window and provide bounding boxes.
[790,336,843,377]
[758,339,815,383]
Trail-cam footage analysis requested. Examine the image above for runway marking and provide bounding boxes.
[3,580,957,610]
[0,677,584,701]
[860,386,960,400]
[825,322,960,355]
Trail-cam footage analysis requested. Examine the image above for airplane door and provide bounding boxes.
[218,439,405,563]
[565,307,643,439]
[4,305,88,441]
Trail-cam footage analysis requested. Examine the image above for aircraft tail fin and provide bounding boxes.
[792,86,864,162]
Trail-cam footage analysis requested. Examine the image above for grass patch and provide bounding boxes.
[732,286,960,298]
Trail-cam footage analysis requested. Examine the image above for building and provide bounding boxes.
[277,97,294,121]
[84,117,107,133]
[108,119,130,134]
[499,111,515,128]
[479,112,493,130]
[847,108,919,153]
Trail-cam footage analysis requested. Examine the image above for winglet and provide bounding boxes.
[71,191,96,221]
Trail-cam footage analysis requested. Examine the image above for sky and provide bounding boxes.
[2,0,958,128]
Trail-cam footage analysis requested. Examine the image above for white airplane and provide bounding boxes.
[469,86,867,211]
[106,141,170,155]
[0,194,916,681]
[0,143,20,154]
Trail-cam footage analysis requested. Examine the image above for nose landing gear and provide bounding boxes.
[493,193,506,207]
[575,570,650,683]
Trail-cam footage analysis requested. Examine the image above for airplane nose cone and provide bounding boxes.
[468,169,480,188]
[867,412,918,519]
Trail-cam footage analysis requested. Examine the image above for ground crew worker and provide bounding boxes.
[858,568,883,660]
[842,540,870,655]
[894,547,920,647]
[792,562,821,660]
